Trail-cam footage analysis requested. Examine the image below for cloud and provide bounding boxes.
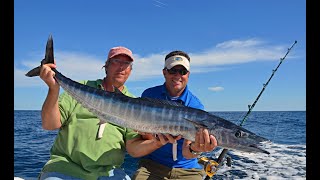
[14,38,294,87]
[152,0,168,8]
[208,86,224,92]
[15,51,105,87]
[189,38,288,67]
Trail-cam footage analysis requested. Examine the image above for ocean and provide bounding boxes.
[14,110,306,180]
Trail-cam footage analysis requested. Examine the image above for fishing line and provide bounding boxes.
[203,40,298,180]
[271,113,281,142]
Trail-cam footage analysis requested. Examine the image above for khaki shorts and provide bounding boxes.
[132,159,206,180]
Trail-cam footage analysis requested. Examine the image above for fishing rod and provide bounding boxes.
[239,40,298,126]
[201,40,298,180]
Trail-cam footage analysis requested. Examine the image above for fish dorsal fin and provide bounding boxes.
[139,97,186,107]
[184,118,208,129]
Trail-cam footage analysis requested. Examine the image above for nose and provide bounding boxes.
[119,63,128,71]
[121,63,127,68]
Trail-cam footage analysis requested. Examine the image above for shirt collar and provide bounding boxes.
[97,79,104,90]
[161,83,189,104]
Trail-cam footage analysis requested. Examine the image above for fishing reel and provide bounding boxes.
[199,156,219,178]
[198,155,232,179]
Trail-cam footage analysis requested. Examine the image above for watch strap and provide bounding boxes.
[189,143,202,155]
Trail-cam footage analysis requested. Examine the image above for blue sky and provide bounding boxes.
[14,0,306,111]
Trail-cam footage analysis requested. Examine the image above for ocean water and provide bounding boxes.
[14,110,306,180]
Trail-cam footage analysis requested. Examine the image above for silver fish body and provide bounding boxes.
[26,35,270,154]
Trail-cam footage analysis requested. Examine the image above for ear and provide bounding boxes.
[162,69,166,76]
[105,61,110,67]
[104,63,109,74]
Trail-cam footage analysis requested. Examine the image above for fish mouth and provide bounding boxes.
[249,144,270,154]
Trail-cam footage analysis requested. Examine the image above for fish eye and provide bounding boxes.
[235,130,249,138]
[235,130,242,138]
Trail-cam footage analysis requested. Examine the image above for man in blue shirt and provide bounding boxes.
[132,50,217,180]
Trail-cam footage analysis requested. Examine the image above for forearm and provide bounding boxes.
[126,137,162,158]
[41,87,61,130]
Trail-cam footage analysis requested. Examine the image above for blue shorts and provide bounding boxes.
[39,168,131,180]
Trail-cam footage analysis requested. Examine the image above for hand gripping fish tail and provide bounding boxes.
[26,34,54,77]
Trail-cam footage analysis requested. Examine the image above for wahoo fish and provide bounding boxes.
[26,35,270,154]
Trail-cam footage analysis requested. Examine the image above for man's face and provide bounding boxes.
[106,54,132,87]
[163,65,189,96]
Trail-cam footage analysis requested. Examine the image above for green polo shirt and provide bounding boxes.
[40,79,139,180]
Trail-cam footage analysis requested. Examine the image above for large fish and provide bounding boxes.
[26,35,270,154]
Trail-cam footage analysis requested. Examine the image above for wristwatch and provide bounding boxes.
[189,143,202,155]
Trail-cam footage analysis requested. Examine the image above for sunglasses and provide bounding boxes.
[110,59,133,66]
[165,68,189,75]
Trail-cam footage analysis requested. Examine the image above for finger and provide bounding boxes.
[175,135,182,141]
[47,63,56,69]
[140,133,154,140]
[210,135,217,148]
[153,134,160,141]
[203,129,211,149]
[184,138,192,145]
[44,65,55,76]
[195,129,201,147]
[40,65,48,77]
[164,134,176,144]
[40,66,53,81]
[139,131,153,136]
[157,134,168,145]
[199,128,204,148]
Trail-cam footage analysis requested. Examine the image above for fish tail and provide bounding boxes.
[25,66,41,77]
[25,34,54,77]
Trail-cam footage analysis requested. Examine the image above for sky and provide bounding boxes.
[14,0,306,111]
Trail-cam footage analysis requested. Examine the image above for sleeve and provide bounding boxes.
[124,128,141,141]
[58,90,83,126]
[58,80,88,126]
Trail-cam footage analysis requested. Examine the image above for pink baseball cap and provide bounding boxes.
[107,46,134,62]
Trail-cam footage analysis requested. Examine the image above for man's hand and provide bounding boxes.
[137,131,182,148]
[183,128,217,158]
[40,62,59,90]
[191,128,217,152]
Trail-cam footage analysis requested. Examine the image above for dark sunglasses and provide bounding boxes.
[165,68,189,75]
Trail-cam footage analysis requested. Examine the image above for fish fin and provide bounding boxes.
[25,34,54,77]
[25,66,41,77]
[139,97,186,107]
[43,34,54,64]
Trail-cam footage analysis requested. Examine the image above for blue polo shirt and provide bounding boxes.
[141,83,204,169]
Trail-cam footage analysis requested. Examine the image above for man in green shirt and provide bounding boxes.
[38,46,167,180]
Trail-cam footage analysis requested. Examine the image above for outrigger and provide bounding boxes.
[199,40,297,180]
